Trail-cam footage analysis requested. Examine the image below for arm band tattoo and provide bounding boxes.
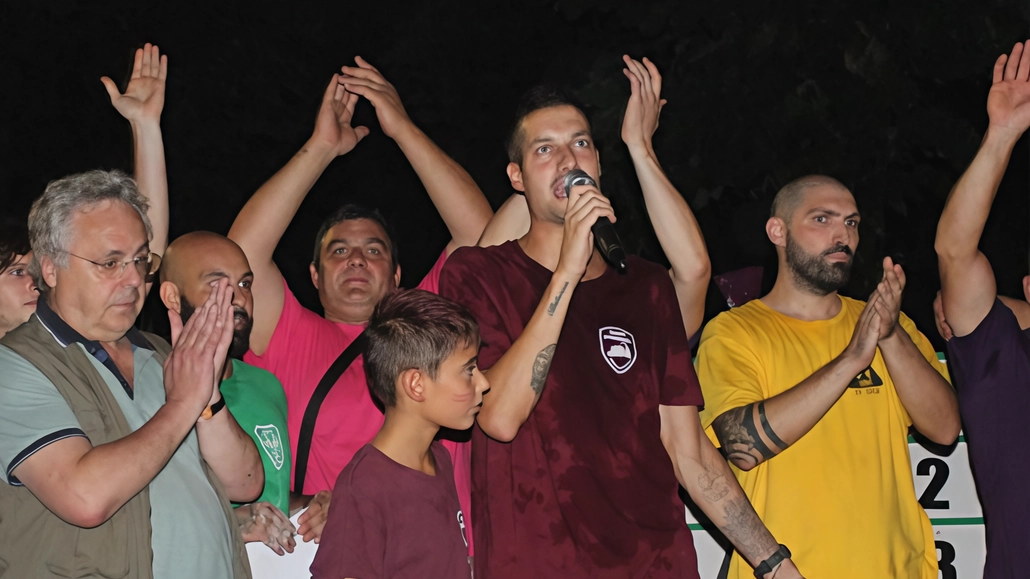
[530,344,557,395]
[547,282,569,316]
[757,401,787,450]
[739,405,774,459]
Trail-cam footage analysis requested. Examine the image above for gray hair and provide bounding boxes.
[28,169,152,294]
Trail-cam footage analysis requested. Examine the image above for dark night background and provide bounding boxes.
[2,1,1029,352]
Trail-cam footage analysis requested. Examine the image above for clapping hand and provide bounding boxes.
[340,57,414,141]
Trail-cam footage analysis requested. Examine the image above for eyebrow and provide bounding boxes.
[202,270,254,281]
[326,237,389,249]
[527,130,592,147]
[806,207,860,219]
[98,243,150,259]
[462,355,479,368]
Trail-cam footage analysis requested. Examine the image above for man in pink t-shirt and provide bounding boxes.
[228,58,500,547]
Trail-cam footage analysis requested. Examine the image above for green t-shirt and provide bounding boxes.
[221,359,292,513]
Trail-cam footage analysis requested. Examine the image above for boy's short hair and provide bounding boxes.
[505,85,591,167]
[365,289,480,407]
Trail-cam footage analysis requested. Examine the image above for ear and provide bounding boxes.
[506,162,526,193]
[159,281,182,313]
[40,255,59,290]
[766,217,787,248]
[1022,275,1030,304]
[398,368,426,403]
[393,264,402,288]
[309,262,319,290]
[596,150,601,177]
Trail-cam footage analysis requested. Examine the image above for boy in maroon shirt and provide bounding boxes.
[310,289,487,579]
[439,58,801,578]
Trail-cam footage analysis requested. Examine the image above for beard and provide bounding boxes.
[785,234,853,295]
[179,296,253,360]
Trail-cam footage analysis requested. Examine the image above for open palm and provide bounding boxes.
[987,40,1030,135]
[101,43,166,123]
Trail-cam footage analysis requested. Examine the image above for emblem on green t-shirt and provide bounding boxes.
[255,424,285,470]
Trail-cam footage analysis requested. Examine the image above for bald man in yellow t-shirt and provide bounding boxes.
[697,176,959,579]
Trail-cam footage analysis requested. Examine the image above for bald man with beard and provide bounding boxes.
[160,232,330,555]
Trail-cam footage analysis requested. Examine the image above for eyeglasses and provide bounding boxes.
[64,251,162,280]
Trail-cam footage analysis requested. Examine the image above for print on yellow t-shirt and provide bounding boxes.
[696,296,948,579]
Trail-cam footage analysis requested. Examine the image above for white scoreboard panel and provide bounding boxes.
[687,434,986,578]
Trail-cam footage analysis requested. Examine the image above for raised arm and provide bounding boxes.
[936,40,1030,337]
[340,57,493,253]
[660,405,803,578]
[228,76,368,354]
[477,194,530,247]
[475,188,613,441]
[710,295,882,471]
[621,56,711,338]
[101,43,169,295]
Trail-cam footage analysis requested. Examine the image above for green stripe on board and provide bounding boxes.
[687,518,983,532]
[929,517,984,526]
[908,434,965,443]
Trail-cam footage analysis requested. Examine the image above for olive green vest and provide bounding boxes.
[0,316,251,579]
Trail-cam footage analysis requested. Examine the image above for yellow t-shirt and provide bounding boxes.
[696,296,948,579]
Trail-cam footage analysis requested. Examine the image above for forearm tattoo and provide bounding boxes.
[698,458,775,563]
[530,344,557,395]
[713,403,783,469]
[547,282,569,316]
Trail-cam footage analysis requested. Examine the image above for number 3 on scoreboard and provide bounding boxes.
[917,458,950,510]
[936,541,957,579]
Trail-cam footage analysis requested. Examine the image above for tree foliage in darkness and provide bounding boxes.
[1,1,1028,348]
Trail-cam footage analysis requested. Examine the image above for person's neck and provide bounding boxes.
[761,268,843,322]
[519,221,609,281]
[371,410,441,475]
[323,307,371,327]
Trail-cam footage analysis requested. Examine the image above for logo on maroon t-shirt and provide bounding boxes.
[599,326,637,374]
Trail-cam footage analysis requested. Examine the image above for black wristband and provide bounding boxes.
[754,544,791,578]
[201,397,226,420]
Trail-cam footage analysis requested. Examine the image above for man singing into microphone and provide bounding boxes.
[439,57,801,579]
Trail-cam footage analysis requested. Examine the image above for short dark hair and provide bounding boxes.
[365,289,480,408]
[771,175,849,223]
[506,85,591,167]
[0,218,31,272]
[312,204,399,271]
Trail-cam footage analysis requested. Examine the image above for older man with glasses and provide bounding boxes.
[0,169,261,579]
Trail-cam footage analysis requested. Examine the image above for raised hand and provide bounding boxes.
[621,55,667,153]
[310,74,370,157]
[872,256,905,341]
[340,57,414,140]
[236,502,297,556]
[987,40,1030,137]
[296,490,331,543]
[100,43,167,124]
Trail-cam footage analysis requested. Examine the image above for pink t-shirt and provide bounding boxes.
[244,251,474,553]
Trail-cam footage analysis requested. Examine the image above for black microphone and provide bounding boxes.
[563,169,628,272]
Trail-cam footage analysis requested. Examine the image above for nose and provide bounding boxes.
[556,145,577,175]
[347,251,367,268]
[230,285,246,309]
[474,370,490,396]
[122,262,144,288]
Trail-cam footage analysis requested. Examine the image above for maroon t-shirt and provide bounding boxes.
[947,299,1030,579]
[310,442,471,579]
[440,241,703,579]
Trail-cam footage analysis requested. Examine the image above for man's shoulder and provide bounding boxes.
[704,300,772,336]
[231,359,283,386]
[447,242,511,269]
